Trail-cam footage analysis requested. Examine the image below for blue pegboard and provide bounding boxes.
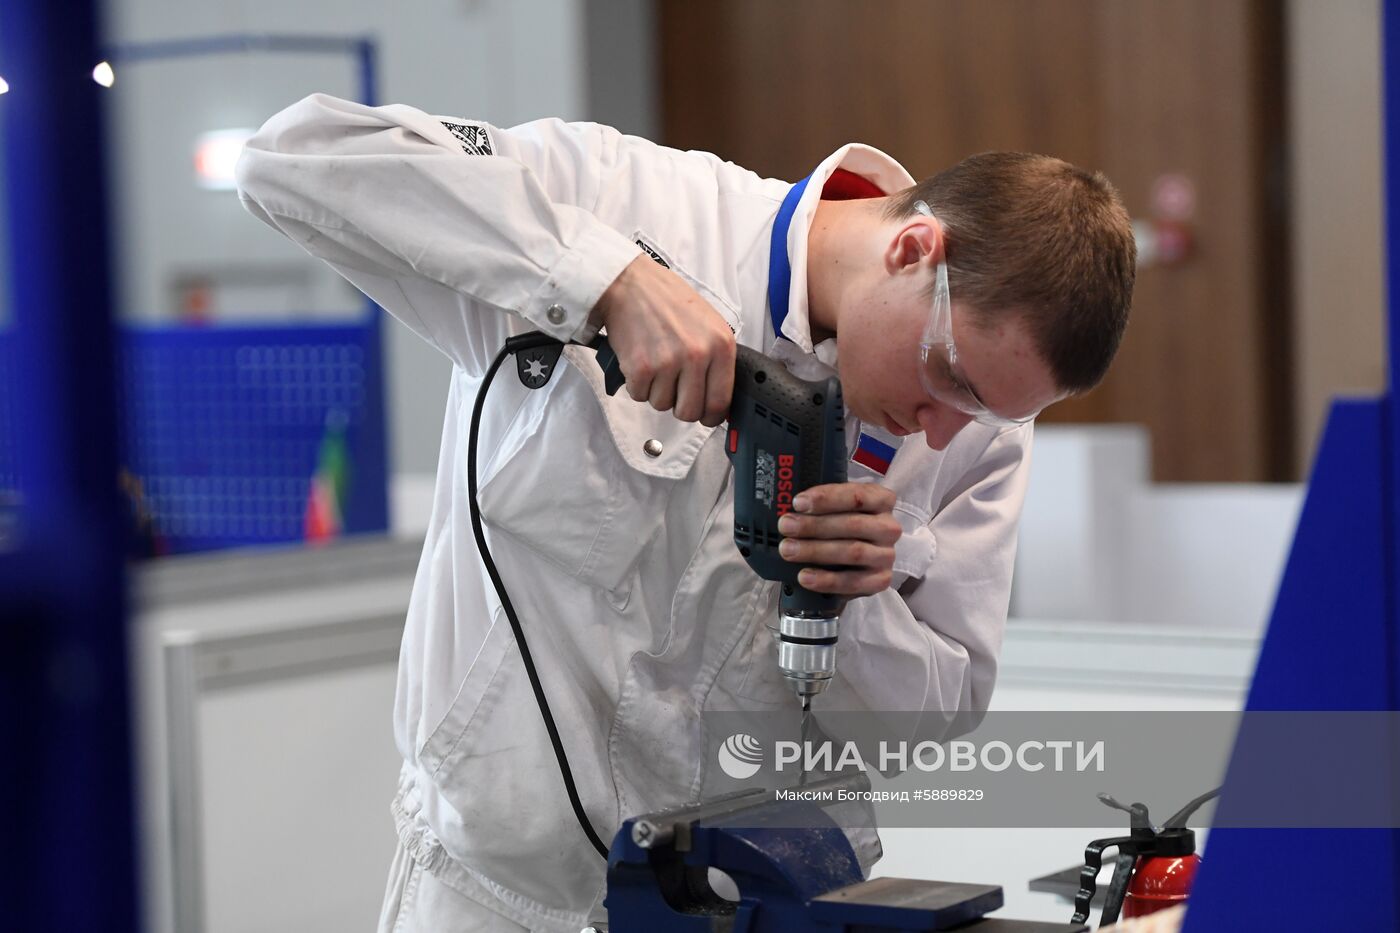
[0,323,389,554]
[118,323,388,554]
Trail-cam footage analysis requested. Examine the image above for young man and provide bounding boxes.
[237,94,1134,933]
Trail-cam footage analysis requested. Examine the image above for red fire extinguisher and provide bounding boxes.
[1072,787,1220,927]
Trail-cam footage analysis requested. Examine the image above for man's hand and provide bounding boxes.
[775,483,902,597]
[592,254,736,426]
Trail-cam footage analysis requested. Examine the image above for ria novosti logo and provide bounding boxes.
[716,733,1107,780]
[717,733,764,780]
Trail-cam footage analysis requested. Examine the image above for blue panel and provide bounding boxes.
[1245,401,1391,712]
[0,24,383,933]
[121,324,388,553]
[1,323,389,554]
[0,0,139,928]
[1184,401,1400,932]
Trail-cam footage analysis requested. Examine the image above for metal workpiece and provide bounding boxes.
[770,611,841,701]
[629,819,672,850]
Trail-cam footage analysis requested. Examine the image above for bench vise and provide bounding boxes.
[601,773,1087,932]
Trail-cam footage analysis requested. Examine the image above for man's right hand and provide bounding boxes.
[591,253,736,427]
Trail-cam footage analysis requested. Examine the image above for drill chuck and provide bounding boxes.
[770,610,841,702]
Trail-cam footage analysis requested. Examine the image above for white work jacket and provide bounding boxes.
[237,94,1032,932]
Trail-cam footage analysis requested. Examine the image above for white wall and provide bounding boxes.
[1014,426,1302,633]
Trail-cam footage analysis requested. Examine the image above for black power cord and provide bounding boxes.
[466,332,610,860]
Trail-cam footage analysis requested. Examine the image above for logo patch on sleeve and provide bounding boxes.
[441,121,493,156]
[634,236,671,269]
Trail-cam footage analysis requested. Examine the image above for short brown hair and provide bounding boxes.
[885,152,1136,393]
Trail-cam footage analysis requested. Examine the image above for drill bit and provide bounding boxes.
[798,698,813,786]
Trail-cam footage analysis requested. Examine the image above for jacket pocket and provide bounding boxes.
[475,260,739,594]
[416,610,611,914]
[418,606,513,773]
[474,366,709,594]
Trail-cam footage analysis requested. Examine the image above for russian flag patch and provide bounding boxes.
[852,431,898,476]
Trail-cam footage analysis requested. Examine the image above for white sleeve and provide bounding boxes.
[234,93,641,364]
[829,424,1032,727]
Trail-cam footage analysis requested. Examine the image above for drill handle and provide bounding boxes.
[588,333,766,398]
[587,334,627,396]
[726,348,847,616]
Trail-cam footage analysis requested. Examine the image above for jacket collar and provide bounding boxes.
[771,144,916,368]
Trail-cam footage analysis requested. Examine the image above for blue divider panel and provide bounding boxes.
[1182,401,1400,931]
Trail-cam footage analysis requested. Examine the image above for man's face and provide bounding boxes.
[836,286,1063,451]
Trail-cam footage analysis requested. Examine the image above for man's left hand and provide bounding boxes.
[775,483,902,597]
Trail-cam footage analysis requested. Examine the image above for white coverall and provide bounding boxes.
[236,94,1033,932]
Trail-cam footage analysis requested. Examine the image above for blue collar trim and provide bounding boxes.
[767,174,812,342]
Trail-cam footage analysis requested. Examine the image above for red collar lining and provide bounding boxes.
[820,168,885,200]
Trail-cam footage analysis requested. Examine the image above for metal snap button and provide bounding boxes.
[546,304,566,325]
[643,439,663,458]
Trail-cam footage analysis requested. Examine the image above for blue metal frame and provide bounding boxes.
[97,34,390,552]
[106,32,378,124]
[0,1,139,930]
[1182,2,1400,927]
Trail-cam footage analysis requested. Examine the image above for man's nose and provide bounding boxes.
[919,405,974,451]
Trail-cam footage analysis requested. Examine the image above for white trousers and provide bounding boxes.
[377,839,533,933]
[380,767,599,932]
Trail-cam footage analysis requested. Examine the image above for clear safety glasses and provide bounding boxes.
[914,201,1040,428]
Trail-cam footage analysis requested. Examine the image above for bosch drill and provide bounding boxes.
[492,330,850,856]
[587,336,849,712]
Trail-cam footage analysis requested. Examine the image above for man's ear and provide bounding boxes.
[883,215,943,276]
